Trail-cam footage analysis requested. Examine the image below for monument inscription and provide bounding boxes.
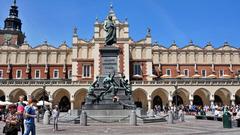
[102,56,118,75]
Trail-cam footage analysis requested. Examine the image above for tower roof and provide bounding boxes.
[4,0,22,31]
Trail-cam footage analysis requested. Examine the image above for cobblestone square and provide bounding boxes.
[1,116,240,135]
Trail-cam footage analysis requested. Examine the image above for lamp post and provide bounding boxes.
[174,85,178,107]
[174,85,179,119]
[42,82,46,113]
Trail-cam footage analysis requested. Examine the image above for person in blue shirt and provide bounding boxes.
[23,98,37,135]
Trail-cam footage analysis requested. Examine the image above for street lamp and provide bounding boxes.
[174,85,178,107]
[42,82,46,113]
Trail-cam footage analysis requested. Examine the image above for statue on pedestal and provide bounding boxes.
[104,15,117,46]
[102,72,119,98]
[120,74,132,96]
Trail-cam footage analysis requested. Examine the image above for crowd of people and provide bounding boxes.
[0,96,60,135]
[152,103,240,120]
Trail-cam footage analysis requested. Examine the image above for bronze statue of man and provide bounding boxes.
[104,15,117,46]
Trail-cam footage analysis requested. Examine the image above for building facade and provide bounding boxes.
[1,1,240,112]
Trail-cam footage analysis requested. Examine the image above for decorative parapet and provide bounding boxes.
[0,79,92,86]
[0,78,239,86]
[131,78,240,86]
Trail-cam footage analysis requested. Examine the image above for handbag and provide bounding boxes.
[2,124,18,133]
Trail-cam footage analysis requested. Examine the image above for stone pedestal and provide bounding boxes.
[130,110,137,126]
[43,110,50,125]
[80,111,87,126]
[99,46,119,75]
[168,110,174,124]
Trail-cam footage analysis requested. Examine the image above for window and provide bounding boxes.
[133,64,141,75]
[219,70,224,77]
[83,65,91,78]
[0,70,3,79]
[16,70,22,79]
[68,70,72,79]
[53,69,59,79]
[35,70,41,79]
[166,69,171,76]
[184,69,189,77]
[201,70,206,78]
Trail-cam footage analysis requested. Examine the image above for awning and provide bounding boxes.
[37,100,52,106]
[207,74,217,78]
[192,74,201,78]
[176,74,185,78]
[222,74,231,78]
[0,101,13,106]
[161,74,170,78]
[133,74,143,78]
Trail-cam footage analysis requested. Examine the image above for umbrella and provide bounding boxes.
[0,101,13,106]
[37,100,52,106]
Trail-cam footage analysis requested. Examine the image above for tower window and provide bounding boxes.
[166,69,171,76]
[0,70,3,79]
[83,65,91,78]
[53,69,59,79]
[219,70,224,77]
[133,63,141,75]
[35,70,41,79]
[184,69,189,77]
[201,70,207,78]
[16,70,22,79]
[68,70,72,79]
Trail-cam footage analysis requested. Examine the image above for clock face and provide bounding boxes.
[4,34,12,41]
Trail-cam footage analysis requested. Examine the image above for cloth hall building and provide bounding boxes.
[0,1,240,112]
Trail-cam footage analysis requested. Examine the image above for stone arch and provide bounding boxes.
[132,88,148,112]
[214,88,231,106]
[235,89,240,105]
[52,89,70,112]
[151,88,168,109]
[172,88,189,105]
[193,88,211,106]
[0,89,5,101]
[31,88,49,101]
[9,89,27,102]
[74,89,87,109]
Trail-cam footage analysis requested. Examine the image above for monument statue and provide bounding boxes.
[102,72,119,98]
[87,76,100,104]
[104,15,117,46]
[120,74,132,96]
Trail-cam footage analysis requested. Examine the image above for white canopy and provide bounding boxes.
[37,100,52,106]
[0,101,13,106]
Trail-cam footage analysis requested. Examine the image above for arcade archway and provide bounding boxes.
[53,89,70,112]
[132,88,148,111]
[151,88,168,110]
[9,89,27,102]
[0,90,5,101]
[193,88,210,106]
[74,89,87,109]
[214,88,231,106]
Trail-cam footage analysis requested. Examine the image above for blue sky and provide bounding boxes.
[0,0,240,48]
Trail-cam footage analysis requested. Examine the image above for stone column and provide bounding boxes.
[147,99,152,112]
[5,95,10,101]
[70,95,74,110]
[231,100,235,106]
[189,100,193,106]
